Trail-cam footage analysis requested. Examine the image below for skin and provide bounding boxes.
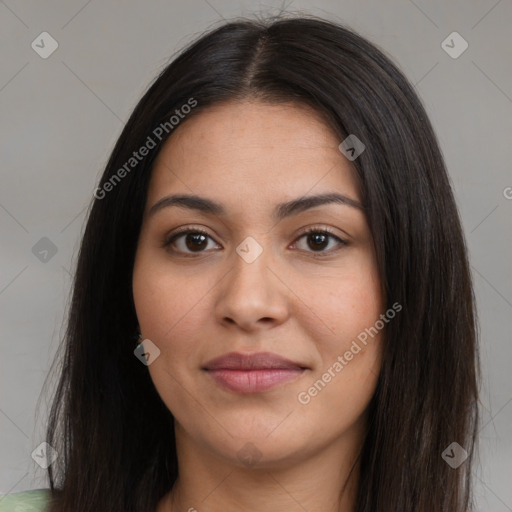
[132,99,385,512]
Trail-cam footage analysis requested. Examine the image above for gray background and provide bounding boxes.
[0,0,511,510]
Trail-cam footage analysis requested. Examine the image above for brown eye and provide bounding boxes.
[183,232,208,251]
[164,229,220,254]
[306,232,329,251]
[293,228,347,255]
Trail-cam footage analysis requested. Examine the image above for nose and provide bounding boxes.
[214,241,290,332]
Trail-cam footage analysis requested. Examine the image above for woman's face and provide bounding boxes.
[132,99,384,467]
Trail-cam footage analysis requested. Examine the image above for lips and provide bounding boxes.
[204,352,306,371]
[203,352,308,393]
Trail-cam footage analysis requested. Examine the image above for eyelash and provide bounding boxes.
[162,226,347,258]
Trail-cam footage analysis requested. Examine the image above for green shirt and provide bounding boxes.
[0,489,51,512]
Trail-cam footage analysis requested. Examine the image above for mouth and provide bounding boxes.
[202,352,308,394]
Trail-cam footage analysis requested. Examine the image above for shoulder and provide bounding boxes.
[0,489,52,512]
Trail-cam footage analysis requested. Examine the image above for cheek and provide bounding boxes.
[132,257,210,414]
[294,284,383,439]
[296,341,382,442]
[321,289,383,390]
[301,252,383,353]
[132,249,212,344]
[293,253,383,413]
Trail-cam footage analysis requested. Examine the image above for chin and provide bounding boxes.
[199,425,312,469]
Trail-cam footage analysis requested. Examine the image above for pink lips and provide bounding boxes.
[203,352,307,393]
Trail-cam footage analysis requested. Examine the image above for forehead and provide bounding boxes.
[146,100,361,210]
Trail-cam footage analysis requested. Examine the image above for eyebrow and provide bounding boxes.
[148,192,364,221]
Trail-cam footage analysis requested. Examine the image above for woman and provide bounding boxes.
[8,13,480,512]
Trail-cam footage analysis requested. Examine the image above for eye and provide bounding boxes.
[291,227,347,256]
[163,227,220,255]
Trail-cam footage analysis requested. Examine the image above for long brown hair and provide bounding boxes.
[44,14,480,512]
